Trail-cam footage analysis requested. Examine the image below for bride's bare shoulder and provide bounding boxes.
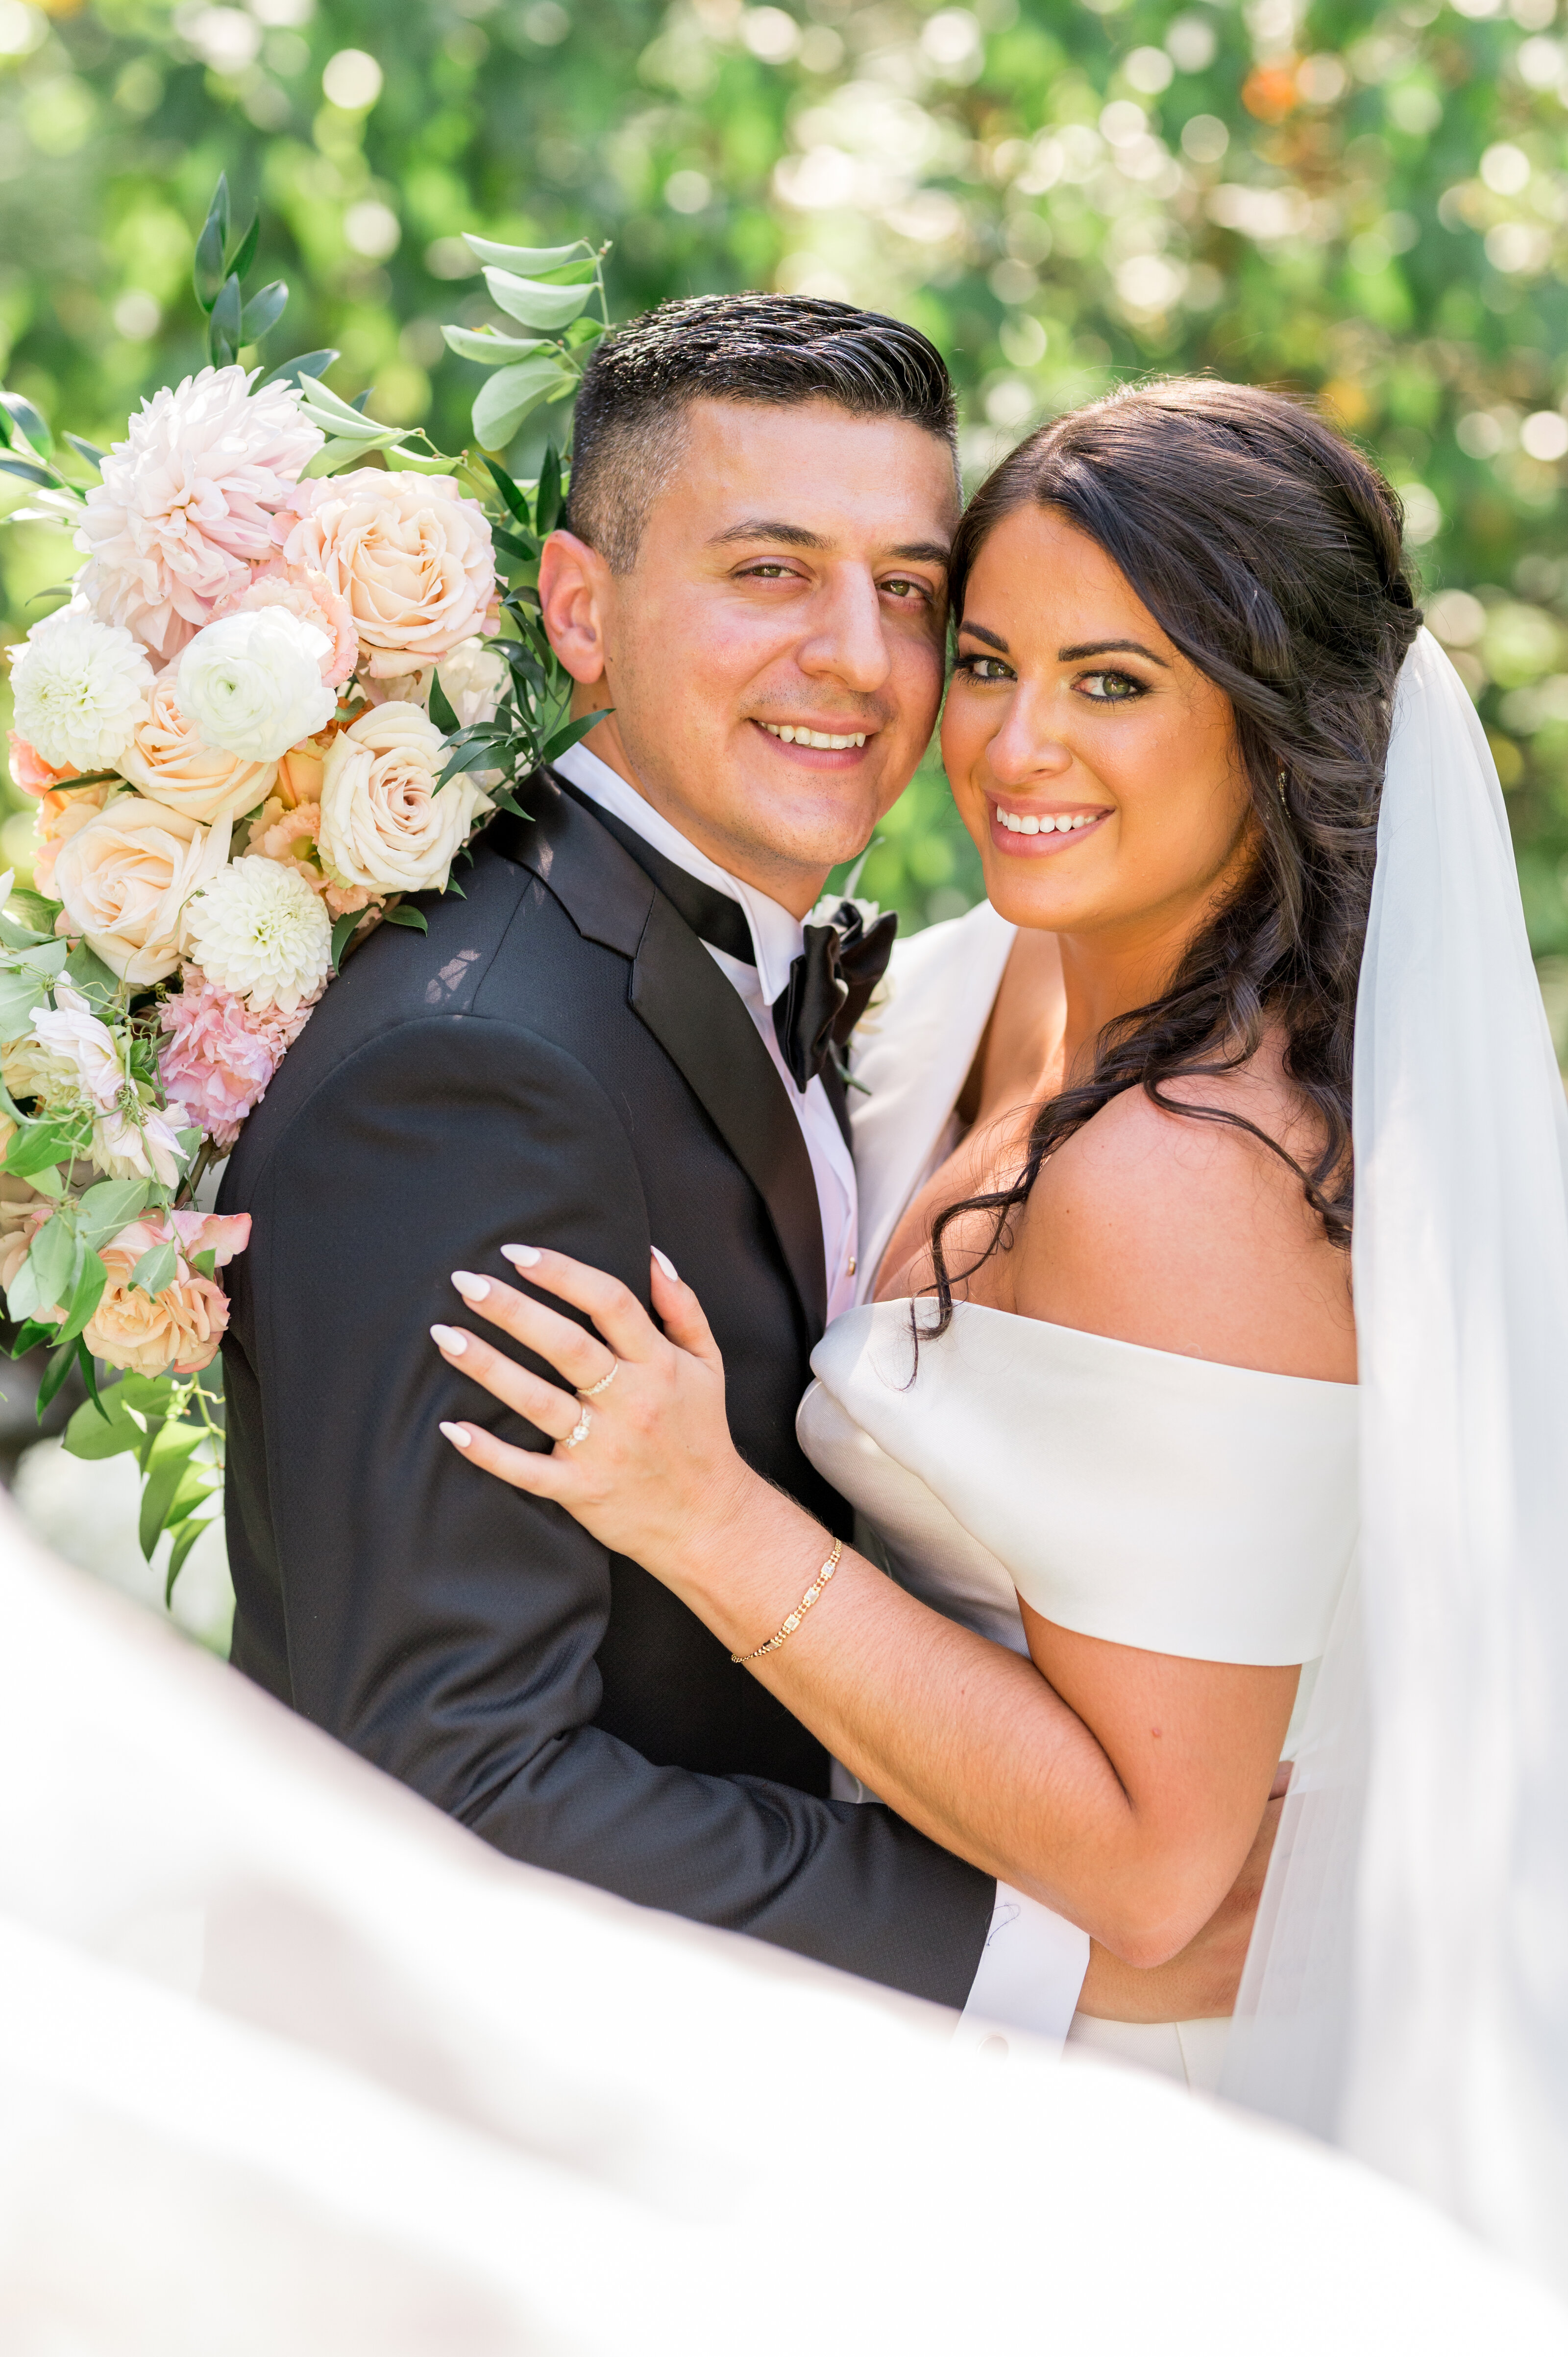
[1008,1044,1356,1382]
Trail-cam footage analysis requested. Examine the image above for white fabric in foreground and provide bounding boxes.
[1223,630,1568,2297]
[805,1298,1357,1665]
[0,1503,1563,2355]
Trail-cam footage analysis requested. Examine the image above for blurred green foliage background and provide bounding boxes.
[3,0,1568,983]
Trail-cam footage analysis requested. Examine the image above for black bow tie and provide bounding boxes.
[770,899,898,1093]
[564,788,897,1093]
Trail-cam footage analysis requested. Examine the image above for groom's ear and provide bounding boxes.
[539,529,615,686]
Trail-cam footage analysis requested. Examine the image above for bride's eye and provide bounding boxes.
[1076,669,1145,703]
[955,652,1015,684]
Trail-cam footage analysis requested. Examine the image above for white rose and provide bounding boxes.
[8,607,153,772]
[318,702,491,895]
[51,794,231,988]
[437,636,508,727]
[177,608,338,762]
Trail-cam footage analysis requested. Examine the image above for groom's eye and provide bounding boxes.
[880,576,931,601]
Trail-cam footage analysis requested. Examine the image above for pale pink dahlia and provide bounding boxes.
[76,366,324,661]
[158,965,317,1150]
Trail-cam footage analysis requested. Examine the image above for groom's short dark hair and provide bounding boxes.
[566,293,958,571]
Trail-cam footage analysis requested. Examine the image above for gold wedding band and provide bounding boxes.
[577,1361,619,1401]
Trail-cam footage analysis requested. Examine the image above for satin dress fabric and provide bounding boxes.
[803,903,1360,2090]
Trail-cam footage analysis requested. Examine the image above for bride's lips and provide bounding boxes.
[750,716,877,769]
[988,799,1109,855]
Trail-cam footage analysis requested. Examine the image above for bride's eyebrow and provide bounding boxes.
[957,618,1008,650]
[1058,637,1170,666]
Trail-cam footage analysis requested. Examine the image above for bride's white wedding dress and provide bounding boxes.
[796,900,1359,2088]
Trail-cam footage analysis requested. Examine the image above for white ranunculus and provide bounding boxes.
[7,608,153,772]
[319,701,491,896]
[177,608,338,762]
[185,855,333,1016]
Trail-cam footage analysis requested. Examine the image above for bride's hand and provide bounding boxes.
[431,1246,763,1576]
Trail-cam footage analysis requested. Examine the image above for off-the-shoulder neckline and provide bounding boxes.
[851,1295,1359,1395]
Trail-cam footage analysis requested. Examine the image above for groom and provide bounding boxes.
[220,295,1258,2038]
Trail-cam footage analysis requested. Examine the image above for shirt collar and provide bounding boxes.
[553,740,805,1004]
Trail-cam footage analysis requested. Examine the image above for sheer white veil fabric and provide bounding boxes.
[1222,628,1568,2295]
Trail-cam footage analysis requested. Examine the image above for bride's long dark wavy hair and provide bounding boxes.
[925,378,1422,1328]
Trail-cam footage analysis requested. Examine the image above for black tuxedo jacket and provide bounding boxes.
[218,771,993,2006]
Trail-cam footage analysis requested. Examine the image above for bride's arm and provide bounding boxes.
[433,1100,1346,1969]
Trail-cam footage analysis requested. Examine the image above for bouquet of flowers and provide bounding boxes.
[0,178,610,1596]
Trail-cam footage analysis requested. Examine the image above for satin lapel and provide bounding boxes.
[631,894,828,1337]
[501,772,828,1339]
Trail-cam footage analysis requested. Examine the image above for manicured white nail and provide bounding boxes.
[501,1244,540,1268]
[440,1422,472,1449]
[651,1247,679,1282]
[431,1324,467,1354]
[451,1271,489,1301]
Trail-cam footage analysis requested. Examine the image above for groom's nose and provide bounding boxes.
[794,562,893,697]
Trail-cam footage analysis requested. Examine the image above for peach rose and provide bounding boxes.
[83,1209,250,1379]
[274,471,496,683]
[247,796,375,919]
[32,783,110,900]
[6,729,77,799]
[117,665,277,828]
[220,563,358,688]
[318,701,490,895]
[52,793,231,987]
[273,730,331,812]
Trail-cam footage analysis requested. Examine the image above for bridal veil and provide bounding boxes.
[1223,628,1568,2293]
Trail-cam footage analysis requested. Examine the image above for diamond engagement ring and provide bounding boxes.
[577,1361,619,1401]
[564,1406,593,1449]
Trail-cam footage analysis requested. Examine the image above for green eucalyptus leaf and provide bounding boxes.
[463,235,592,276]
[442,324,553,366]
[428,667,460,733]
[166,1501,222,1600]
[63,434,104,472]
[138,1419,209,1560]
[381,903,429,933]
[384,445,460,475]
[536,442,564,539]
[55,1245,107,1347]
[63,942,120,1008]
[62,1386,144,1461]
[227,213,261,286]
[194,175,230,310]
[128,1239,177,1299]
[0,458,52,488]
[259,349,340,392]
[481,268,593,333]
[5,1119,84,1181]
[5,888,63,934]
[241,279,288,343]
[541,709,612,765]
[7,1211,75,1324]
[76,1178,152,1253]
[472,359,571,450]
[302,434,403,477]
[1,390,52,459]
[481,456,534,529]
[330,909,364,972]
[210,275,244,360]
[35,1333,80,1417]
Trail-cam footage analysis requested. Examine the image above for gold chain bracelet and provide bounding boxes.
[731,1538,843,1664]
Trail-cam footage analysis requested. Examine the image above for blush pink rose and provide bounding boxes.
[6,730,77,799]
[273,471,496,682]
[83,1209,251,1378]
[158,967,316,1150]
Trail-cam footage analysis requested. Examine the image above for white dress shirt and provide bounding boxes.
[554,742,860,1322]
[557,742,1085,2051]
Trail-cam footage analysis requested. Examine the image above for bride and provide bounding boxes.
[427,381,1567,2136]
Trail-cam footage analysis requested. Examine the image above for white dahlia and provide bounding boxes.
[178,608,338,761]
[7,609,153,772]
[76,366,324,660]
[185,856,332,1016]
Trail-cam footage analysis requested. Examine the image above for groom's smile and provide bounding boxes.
[538,394,959,916]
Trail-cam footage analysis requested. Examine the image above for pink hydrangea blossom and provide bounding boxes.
[157,966,318,1150]
[6,730,77,799]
